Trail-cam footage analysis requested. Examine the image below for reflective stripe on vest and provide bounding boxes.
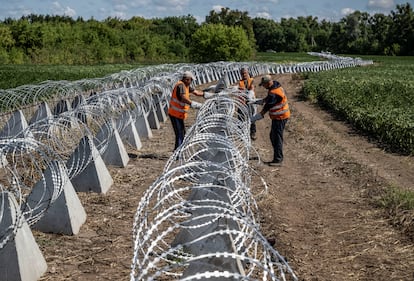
[238,78,254,90]
[238,78,254,104]
[268,86,290,120]
[168,81,190,119]
[170,97,186,110]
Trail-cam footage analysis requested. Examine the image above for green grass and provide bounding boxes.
[0,64,143,89]
[302,56,414,155]
[378,186,414,240]
[255,51,322,63]
[0,52,323,89]
[380,186,414,211]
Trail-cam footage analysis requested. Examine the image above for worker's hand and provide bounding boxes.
[250,113,264,123]
[246,90,255,101]
[203,92,216,99]
[190,101,203,109]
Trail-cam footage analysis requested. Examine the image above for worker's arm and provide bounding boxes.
[190,86,204,97]
[260,94,282,115]
[176,84,192,105]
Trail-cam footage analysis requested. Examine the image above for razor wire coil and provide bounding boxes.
[0,53,373,280]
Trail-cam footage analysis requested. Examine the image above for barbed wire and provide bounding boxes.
[131,92,298,281]
[0,137,64,248]
[0,53,373,280]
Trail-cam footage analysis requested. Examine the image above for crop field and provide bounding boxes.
[303,56,414,154]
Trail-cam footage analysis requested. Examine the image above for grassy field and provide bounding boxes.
[0,64,142,89]
[0,52,324,90]
[254,51,322,63]
[302,55,414,155]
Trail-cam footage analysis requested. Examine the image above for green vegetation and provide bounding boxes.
[190,24,254,62]
[0,52,327,89]
[0,3,412,64]
[302,56,414,154]
[378,185,414,239]
[380,186,414,211]
[255,52,321,63]
[0,64,142,89]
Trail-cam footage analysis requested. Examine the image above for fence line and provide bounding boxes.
[0,53,372,281]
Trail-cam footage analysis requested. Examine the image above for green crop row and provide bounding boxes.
[303,56,414,155]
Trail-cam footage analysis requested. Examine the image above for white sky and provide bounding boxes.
[0,0,410,22]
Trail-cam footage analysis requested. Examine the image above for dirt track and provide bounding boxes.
[37,74,414,281]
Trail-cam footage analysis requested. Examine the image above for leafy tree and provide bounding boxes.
[9,19,43,55]
[295,16,320,50]
[313,20,332,51]
[122,29,145,62]
[252,18,284,52]
[340,11,372,54]
[369,13,392,54]
[328,22,346,53]
[206,8,256,49]
[388,3,414,55]
[0,24,15,49]
[0,4,413,64]
[8,47,25,64]
[152,15,199,48]
[281,18,307,52]
[0,24,14,63]
[190,23,253,63]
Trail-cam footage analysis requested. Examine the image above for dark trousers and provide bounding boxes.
[249,104,257,135]
[237,105,256,135]
[270,118,288,162]
[169,115,185,151]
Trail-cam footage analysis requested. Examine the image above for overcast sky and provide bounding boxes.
[0,0,410,22]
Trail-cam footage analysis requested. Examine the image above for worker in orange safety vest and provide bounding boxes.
[250,74,290,166]
[168,71,204,151]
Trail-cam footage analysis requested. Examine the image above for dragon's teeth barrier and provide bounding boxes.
[0,53,372,281]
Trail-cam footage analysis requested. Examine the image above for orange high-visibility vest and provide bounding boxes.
[268,85,290,120]
[238,77,255,104]
[168,81,190,120]
[238,78,254,91]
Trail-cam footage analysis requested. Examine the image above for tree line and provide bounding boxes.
[0,3,412,64]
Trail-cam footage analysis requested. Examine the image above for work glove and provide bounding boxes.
[247,98,265,105]
[190,101,203,109]
[250,113,264,123]
[246,90,255,101]
[203,92,216,99]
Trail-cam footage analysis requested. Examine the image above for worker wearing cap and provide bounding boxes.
[168,71,204,151]
[251,74,290,166]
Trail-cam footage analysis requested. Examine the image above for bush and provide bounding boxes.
[190,23,253,63]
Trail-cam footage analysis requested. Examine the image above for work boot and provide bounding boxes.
[267,160,283,166]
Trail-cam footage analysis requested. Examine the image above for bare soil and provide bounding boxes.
[36,74,414,281]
